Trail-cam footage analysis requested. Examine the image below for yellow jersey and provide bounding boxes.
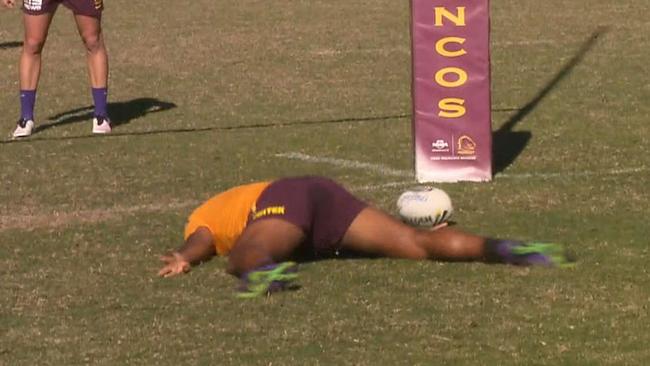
[184,181,271,255]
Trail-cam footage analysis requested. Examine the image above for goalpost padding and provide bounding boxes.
[411,0,492,182]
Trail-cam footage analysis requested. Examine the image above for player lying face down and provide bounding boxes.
[158,176,573,298]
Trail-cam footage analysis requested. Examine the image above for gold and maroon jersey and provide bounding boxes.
[184,181,271,255]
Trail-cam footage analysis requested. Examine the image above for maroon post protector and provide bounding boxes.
[411,0,492,182]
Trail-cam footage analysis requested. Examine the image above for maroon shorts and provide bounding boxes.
[23,0,103,18]
[250,176,368,255]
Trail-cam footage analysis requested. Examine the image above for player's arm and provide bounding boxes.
[158,227,216,277]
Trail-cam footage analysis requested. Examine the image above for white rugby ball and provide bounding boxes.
[397,187,453,226]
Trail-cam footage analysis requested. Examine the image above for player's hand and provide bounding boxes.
[158,252,191,277]
[2,0,17,8]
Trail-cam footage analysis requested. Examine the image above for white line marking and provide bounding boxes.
[0,200,200,232]
[309,40,572,57]
[498,167,648,179]
[275,152,648,182]
[2,158,645,231]
[274,152,411,177]
[353,181,417,192]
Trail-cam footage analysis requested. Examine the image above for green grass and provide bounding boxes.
[1,0,649,365]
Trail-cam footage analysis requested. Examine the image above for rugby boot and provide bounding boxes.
[92,115,112,134]
[237,262,299,298]
[12,118,34,138]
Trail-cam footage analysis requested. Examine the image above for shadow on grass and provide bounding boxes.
[0,41,23,50]
[290,243,384,264]
[33,97,178,134]
[2,113,409,144]
[492,26,609,173]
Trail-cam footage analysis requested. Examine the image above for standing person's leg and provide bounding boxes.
[13,10,56,138]
[72,4,110,133]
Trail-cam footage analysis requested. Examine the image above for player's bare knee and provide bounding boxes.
[445,242,466,258]
[432,234,473,260]
[81,34,103,53]
[23,38,45,55]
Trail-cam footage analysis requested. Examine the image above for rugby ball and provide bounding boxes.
[397,187,453,226]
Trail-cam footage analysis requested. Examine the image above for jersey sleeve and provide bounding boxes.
[184,214,209,241]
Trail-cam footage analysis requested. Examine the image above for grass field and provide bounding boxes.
[1,0,649,364]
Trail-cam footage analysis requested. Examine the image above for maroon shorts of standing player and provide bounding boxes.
[250,176,368,255]
[22,0,103,18]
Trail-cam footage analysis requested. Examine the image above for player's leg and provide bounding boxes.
[340,207,486,261]
[227,218,305,277]
[20,12,54,91]
[341,207,573,266]
[228,178,323,297]
[72,7,110,133]
[227,218,304,298]
[73,13,107,91]
[13,10,56,137]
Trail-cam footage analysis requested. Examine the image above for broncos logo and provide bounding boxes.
[457,135,477,155]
